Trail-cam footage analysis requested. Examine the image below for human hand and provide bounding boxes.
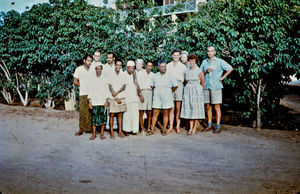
[116,98,122,104]
[140,95,145,103]
[104,100,109,108]
[89,102,93,110]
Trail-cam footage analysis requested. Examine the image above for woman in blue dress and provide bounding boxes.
[181,54,205,135]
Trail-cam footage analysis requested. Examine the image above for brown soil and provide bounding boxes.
[0,103,299,193]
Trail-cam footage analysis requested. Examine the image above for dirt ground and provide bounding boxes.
[0,103,300,194]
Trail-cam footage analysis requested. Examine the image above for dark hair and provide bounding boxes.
[115,59,123,65]
[107,52,115,58]
[172,49,181,55]
[94,50,101,54]
[158,59,167,66]
[188,54,198,62]
[206,45,216,51]
[83,54,93,60]
[146,61,154,65]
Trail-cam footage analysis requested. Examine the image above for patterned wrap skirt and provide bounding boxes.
[79,95,92,131]
[91,105,107,126]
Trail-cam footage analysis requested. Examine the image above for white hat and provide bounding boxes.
[126,60,135,67]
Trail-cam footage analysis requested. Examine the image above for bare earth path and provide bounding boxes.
[0,103,299,193]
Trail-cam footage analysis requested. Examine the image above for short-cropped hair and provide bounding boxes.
[172,49,181,55]
[158,59,167,66]
[115,58,123,65]
[188,54,198,62]
[83,54,93,60]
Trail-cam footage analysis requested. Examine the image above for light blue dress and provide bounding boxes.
[181,67,205,119]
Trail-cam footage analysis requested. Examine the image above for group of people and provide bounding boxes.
[73,46,233,140]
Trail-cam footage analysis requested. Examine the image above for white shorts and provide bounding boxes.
[138,89,153,111]
[173,81,183,101]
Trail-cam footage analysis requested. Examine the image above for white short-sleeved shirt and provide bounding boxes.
[88,76,109,106]
[73,65,92,96]
[107,70,126,99]
[167,61,187,82]
[124,72,139,103]
[90,61,103,77]
[102,63,115,77]
[137,69,155,90]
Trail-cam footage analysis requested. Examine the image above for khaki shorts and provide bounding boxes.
[204,89,222,104]
[139,89,153,111]
[173,81,183,101]
[109,98,127,113]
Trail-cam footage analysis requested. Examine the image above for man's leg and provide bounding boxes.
[89,125,97,140]
[162,109,169,136]
[146,110,152,131]
[168,106,175,132]
[214,104,221,133]
[100,124,106,140]
[75,96,85,136]
[139,110,145,132]
[151,109,160,134]
[109,113,115,139]
[175,101,182,133]
[117,112,125,137]
[204,103,213,131]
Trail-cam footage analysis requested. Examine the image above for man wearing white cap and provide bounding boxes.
[123,60,143,135]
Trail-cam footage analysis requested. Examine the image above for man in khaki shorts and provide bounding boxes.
[167,49,187,134]
[107,59,127,138]
[137,61,155,134]
[200,46,233,133]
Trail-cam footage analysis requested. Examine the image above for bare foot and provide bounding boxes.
[176,127,182,134]
[191,129,197,136]
[162,130,167,136]
[123,131,129,136]
[118,132,125,138]
[167,128,174,134]
[187,129,193,135]
[89,135,96,140]
[75,129,83,136]
[100,135,106,140]
[110,131,115,139]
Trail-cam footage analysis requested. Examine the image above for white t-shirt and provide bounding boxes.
[102,63,115,78]
[107,70,126,99]
[73,65,92,96]
[137,70,155,90]
[124,72,139,103]
[166,61,187,82]
[88,75,109,106]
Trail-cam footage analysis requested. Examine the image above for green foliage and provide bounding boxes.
[176,0,299,127]
[0,0,298,127]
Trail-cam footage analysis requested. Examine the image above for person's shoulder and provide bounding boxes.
[75,65,84,70]
[214,57,225,62]
[201,58,209,63]
[166,62,173,66]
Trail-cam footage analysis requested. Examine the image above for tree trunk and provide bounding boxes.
[256,79,262,130]
[15,74,29,106]
[0,58,14,104]
[250,78,265,130]
[1,89,13,104]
